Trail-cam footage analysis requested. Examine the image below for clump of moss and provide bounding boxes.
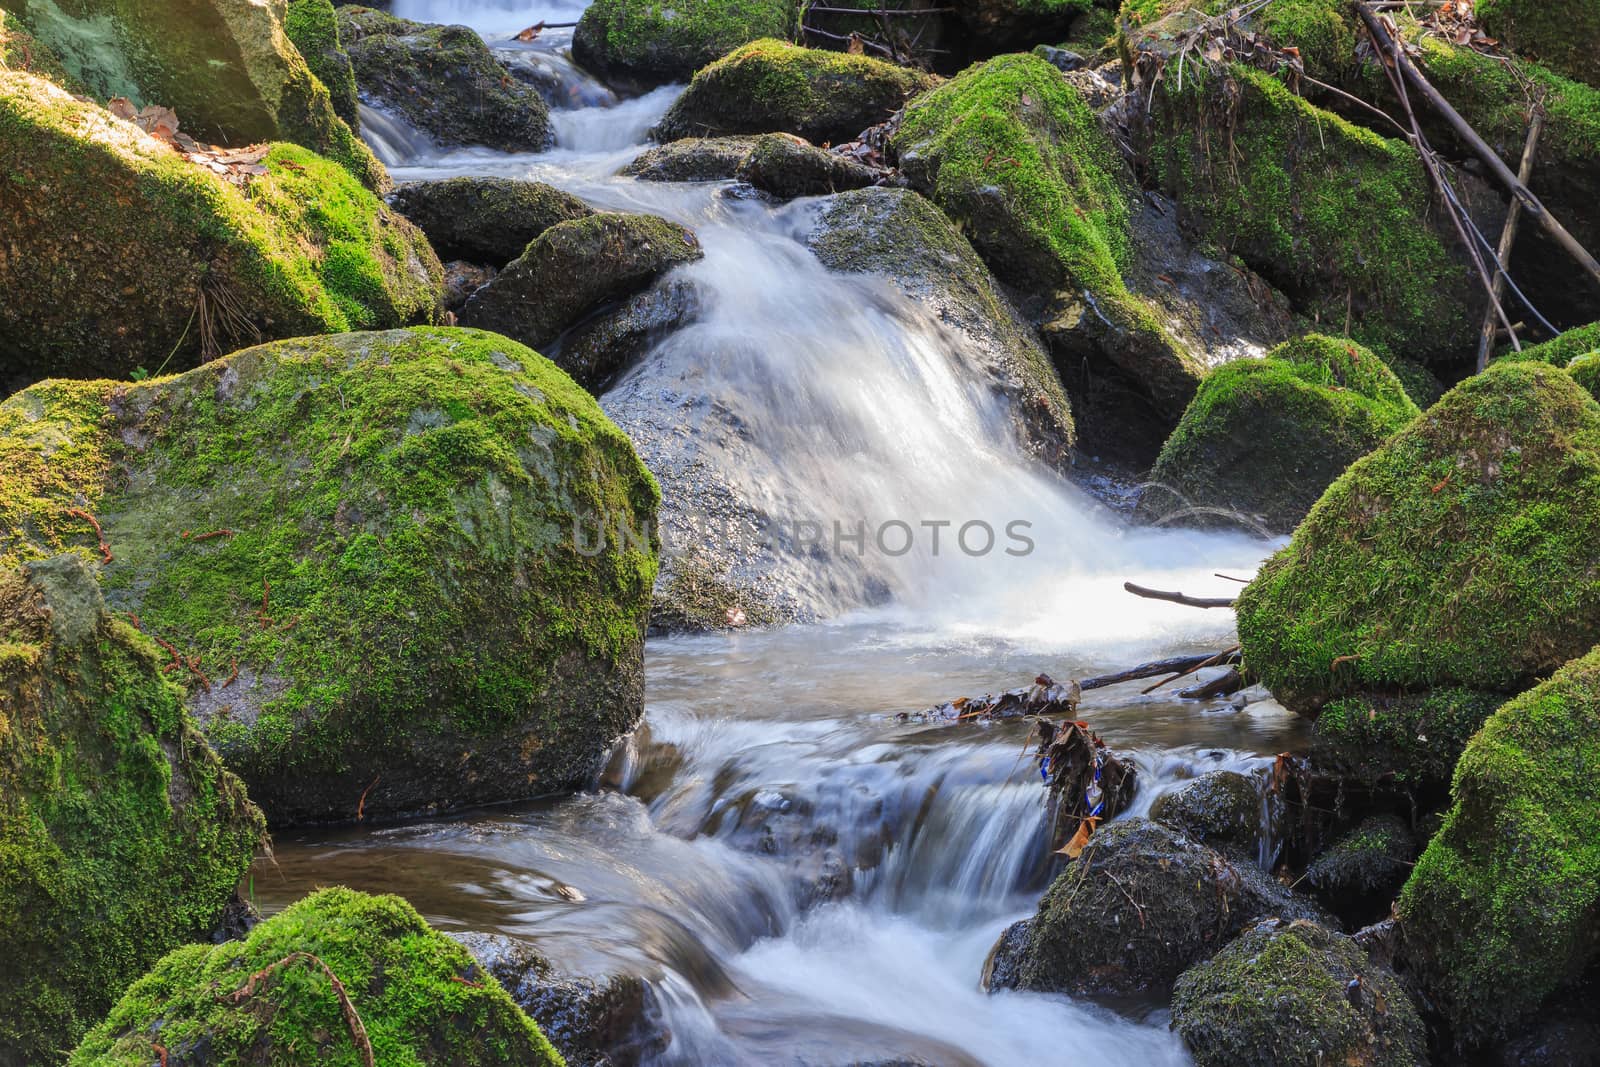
[70,887,563,1066]
[0,72,440,388]
[285,0,359,127]
[0,327,659,825]
[1311,688,1506,790]
[1498,320,1600,368]
[1565,350,1600,399]
[1237,361,1600,714]
[0,554,264,1065]
[1476,0,1600,88]
[573,0,798,92]
[1140,334,1420,533]
[1397,645,1600,1046]
[652,38,935,145]
[1172,920,1426,1067]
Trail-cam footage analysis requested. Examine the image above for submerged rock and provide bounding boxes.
[986,819,1322,997]
[390,176,594,266]
[70,888,563,1066]
[0,327,659,825]
[652,38,935,146]
[1237,361,1600,716]
[338,6,552,151]
[460,212,704,351]
[285,0,359,127]
[1171,919,1427,1067]
[0,72,441,392]
[1397,645,1600,1047]
[620,135,761,181]
[572,0,797,93]
[0,555,264,1065]
[1138,335,1420,534]
[1149,769,1262,857]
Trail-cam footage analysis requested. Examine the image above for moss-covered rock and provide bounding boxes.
[0,72,441,392]
[1149,769,1262,855]
[460,212,703,352]
[2,0,382,188]
[338,6,551,151]
[0,327,658,825]
[1138,335,1420,534]
[389,177,594,266]
[1498,320,1600,369]
[1310,688,1506,793]
[1171,919,1427,1067]
[1396,645,1600,1047]
[1305,814,1416,903]
[652,38,935,145]
[736,131,882,198]
[619,135,760,181]
[572,0,797,92]
[1237,361,1600,715]
[986,819,1323,997]
[0,554,263,1066]
[285,0,359,127]
[1566,350,1600,400]
[70,887,563,1066]
[1477,0,1600,88]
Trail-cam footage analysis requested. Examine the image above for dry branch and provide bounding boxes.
[1122,581,1236,609]
[1476,109,1544,371]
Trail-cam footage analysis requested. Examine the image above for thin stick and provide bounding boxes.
[1476,109,1544,371]
[1140,644,1240,695]
[1123,581,1235,609]
[1079,652,1225,691]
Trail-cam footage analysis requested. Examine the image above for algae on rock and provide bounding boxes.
[0,555,264,1067]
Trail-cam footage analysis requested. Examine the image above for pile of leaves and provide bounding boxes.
[108,97,270,186]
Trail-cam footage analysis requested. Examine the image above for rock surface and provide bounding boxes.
[0,328,659,826]
[572,0,797,92]
[0,555,263,1066]
[555,276,701,394]
[737,132,883,199]
[70,888,563,1066]
[1149,769,1262,857]
[390,176,594,265]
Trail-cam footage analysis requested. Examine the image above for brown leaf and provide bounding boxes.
[514,20,544,41]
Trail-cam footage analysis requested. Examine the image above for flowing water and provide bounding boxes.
[261,18,1307,1064]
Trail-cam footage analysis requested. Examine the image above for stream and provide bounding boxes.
[256,14,1308,1064]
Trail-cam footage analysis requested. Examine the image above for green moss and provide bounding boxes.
[1305,814,1416,898]
[1397,644,1600,1045]
[1476,0,1600,87]
[572,0,798,90]
[1142,334,1419,532]
[0,555,264,1065]
[652,38,935,145]
[70,887,564,1066]
[284,0,359,128]
[1565,350,1600,399]
[0,327,659,824]
[1312,688,1506,789]
[1238,361,1600,713]
[1497,320,1600,367]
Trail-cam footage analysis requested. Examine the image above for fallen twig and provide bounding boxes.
[1123,581,1235,609]
[1140,644,1241,694]
[220,952,375,1067]
[1475,108,1544,370]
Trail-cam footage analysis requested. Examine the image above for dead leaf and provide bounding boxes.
[514,21,544,41]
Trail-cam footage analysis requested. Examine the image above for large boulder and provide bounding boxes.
[985,819,1322,997]
[285,0,359,127]
[337,6,552,151]
[652,38,935,145]
[2,0,382,188]
[389,177,594,266]
[70,888,563,1066]
[460,212,704,351]
[1171,919,1427,1067]
[0,555,263,1066]
[1309,688,1506,794]
[1138,335,1420,534]
[0,72,442,393]
[572,0,797,93]
[0,327,659,825]
[1476,0,1600,88]
[1237,361,1600,716]
[1397,646,1600,1047]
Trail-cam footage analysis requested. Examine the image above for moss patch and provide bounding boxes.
[285,0,359,128]
[70,887,563,1066]
[1311,687,1506,791]
[1476,0,1600,88]
[572,0,798,92]
[0,554,263,1065]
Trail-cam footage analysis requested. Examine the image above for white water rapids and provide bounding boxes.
[263,14,1307,1065]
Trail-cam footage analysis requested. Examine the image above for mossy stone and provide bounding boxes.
[0,327,659,825]
[735,132,881,198]
[1305,814,1416,901]
[652,38,935,146]
[70,887,563,1066]
[285,0,358,127]
[1498,321,1600,370]
[618,135,760,181]
[1238,361,1600,715]
[1397,645,1600,1047]
[0,72,442,392]
[1139,335,1420,534]
[1149,769,1262,854]
[1311,688,1507,792]
[0,554,264,1066]
[389,177,594,266]
[572,0,798,93]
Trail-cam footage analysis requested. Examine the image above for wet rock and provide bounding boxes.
[460,212,703,351]
[0,327,658,825]
[986,819,1324,997]
[390,176,594,265]
[2,0,382,188]
[442,260,497,309]
[0,72,441,392]
[572,0,797,93]
[70,888,563,1066]
[338,6,552,151]
[0,555,264,1064]
[1237,362,1600,716]
[286,0,360,127]
[1305,815,1416,913]
[1136,335,1420,535]
[452,932,670,1067]
[1397,646,1600,1047]
[1171,918,1427,1067]
[555,276,701,393]
[1149,770,1262,857]
[1032,44,1087,72]
[736,133,884,199]
[1492,976,1600,1067]
[620,135,760,181]
[653,38,935,146]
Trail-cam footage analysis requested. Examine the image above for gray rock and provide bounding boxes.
[554,277,700,393]
[1150,770,1262,857]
